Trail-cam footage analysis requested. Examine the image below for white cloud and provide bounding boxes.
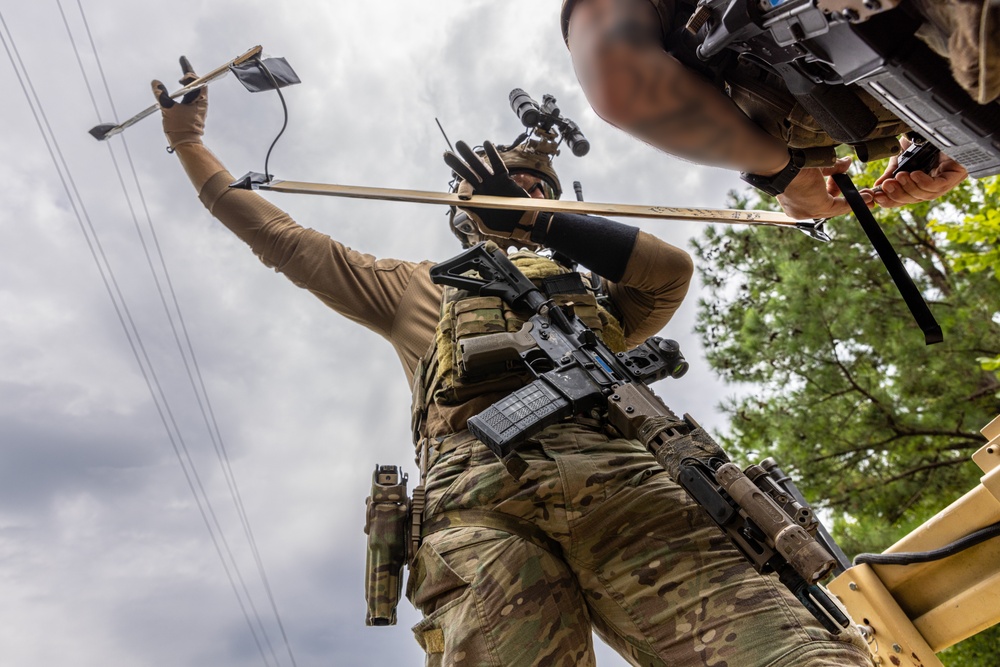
[0,2,744,665]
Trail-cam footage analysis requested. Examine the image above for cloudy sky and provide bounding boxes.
[0,2,751,665]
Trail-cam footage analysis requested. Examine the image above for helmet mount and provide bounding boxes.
[447,88,590,250]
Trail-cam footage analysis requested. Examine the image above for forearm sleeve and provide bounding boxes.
[531,211,640,282]
[529,208,692,346]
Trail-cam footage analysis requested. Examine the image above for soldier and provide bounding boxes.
[152,62,874,666]
[560,0,981,219]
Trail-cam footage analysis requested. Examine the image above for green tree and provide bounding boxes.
[691,165,1000,664]
[929,176,1000,377]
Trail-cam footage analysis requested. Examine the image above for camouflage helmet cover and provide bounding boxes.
[494,144,562,199]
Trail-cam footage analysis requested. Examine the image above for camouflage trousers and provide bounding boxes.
[405,423,873,667]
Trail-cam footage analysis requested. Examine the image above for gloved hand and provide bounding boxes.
[151,56,207,151]
[443,140,539,243]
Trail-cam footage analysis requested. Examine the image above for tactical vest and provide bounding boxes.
[428,250,626,407]
[723,59,910,155]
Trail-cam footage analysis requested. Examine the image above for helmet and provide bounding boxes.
[495,144,562,199]
[448,142,562,250]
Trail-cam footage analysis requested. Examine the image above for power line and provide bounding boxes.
[64,0,299,662]
[0,7,283,666]
[52,4,287,664]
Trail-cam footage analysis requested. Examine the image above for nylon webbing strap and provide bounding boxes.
[422,510,564,559]
[249,179,803,226]
[832,172,943,345]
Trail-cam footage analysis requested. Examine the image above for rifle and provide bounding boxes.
[685,0,1000,178]
[429,241,852,634]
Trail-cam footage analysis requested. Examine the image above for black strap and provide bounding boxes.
[831,172,943,345]
[535,211,640,283]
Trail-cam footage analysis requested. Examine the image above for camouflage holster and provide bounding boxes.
[364,464,410,626]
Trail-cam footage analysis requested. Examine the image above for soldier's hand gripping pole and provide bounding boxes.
[429,242,850,633]
[89,46,263,141]
[89,46,300,142]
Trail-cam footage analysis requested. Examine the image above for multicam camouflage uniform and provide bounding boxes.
[190,164,872,665]
[406,252,872,667]
[411,427,873,666]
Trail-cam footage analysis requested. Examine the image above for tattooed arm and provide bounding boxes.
[563,0,865,219]
[565,0,788,174]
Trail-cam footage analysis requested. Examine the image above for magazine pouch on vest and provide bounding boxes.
[430,250,627,406]
[364,464,409,626]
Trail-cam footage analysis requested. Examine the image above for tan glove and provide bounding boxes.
[151,56,207,150]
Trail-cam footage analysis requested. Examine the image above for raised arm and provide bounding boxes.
[561,0,878,219]
[151,60,433,353]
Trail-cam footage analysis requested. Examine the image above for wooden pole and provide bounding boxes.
[255,179,808,227]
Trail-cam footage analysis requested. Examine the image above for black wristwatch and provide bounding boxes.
[740,148,806,197]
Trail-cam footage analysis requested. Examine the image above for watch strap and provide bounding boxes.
[740,149,806,197]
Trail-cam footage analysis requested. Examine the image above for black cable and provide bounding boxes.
[853,520,1000,566]
[253,57,289,181]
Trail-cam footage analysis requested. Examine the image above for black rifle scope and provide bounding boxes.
[510,88,542,127]
[559,117,590,158]
[508,88,591,157]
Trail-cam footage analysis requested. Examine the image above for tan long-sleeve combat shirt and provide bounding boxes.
[197,169,693,436]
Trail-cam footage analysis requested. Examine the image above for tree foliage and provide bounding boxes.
[692,164,1000,541]
[691,165,1000,663]
[928,176,1000,376]
[693,164,1000,665]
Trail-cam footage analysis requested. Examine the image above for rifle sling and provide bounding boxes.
[832,172,943,345]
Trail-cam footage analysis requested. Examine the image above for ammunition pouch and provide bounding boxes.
[364,465,410,626]
[433,293,533,405]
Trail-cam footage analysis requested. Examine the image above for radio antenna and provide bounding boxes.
[435,117,455,153]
